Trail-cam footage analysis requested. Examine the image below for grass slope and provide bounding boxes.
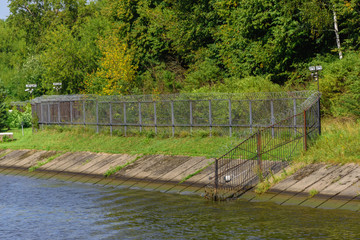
[0,127,239,158]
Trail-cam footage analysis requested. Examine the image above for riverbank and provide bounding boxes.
[0,149,215,195]
[1,148,360,211]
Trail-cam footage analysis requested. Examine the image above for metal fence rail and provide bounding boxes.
[206,95,321,200]
[31,91,317,137]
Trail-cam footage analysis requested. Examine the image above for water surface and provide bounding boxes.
[1,174,359,239]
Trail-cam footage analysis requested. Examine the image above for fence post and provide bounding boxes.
[83,100,86,129]
[154,102,157,134]
[303,110,307,151]
[257,131,263,181]
[70,101,73,125]
[40,103,43,129]
[123,102,127,137]
[317,97,321,135]
[47,103,50,126]
[214,158,219,201]
[271,100,274,138]
[209,100,212,137]
[139,102,142,133]
[96,100,99,134]
[58,102,61,125]
[229,99,232,137]
[293,99,297,136]
[109,102,113,136]
[171,101,175,137]
[190,101,193,133]
[249,100,253,134]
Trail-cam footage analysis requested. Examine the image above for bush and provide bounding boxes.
[7,103,32,129]
[319,52,360,117]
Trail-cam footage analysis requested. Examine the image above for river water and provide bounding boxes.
[1,174,360,239]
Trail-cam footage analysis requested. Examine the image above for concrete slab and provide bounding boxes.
[300,196,329,208]
[302,164,356,193]
[317,199,350,209]
[338,200,360,211]
[335,181,360,200]
[320,166,360,196]
[270,164,323,193]
[286,164,338,193]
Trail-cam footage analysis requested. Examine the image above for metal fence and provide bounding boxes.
[205,94,321,200]
[31,91,317,137]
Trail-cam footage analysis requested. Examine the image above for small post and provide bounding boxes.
[249,100,253,134]
[214,158,219,201]
[83,100,86,129]
[139,102,142,133]
[96,100,99,133]
[58,102,61,125]
[171,101,175,137]
[317,97,321,135]
[293,99,297,136]
[270,100,274,138]
[209,100,212,137]
[303,110,307,151]
[109,102,113,136]
[70,101,73,125]
[190,101,193,133]
[257,131,262,181]
[123,102,127,137]
[229,99,232,137]
[47,103,50,125]
[154,102,157,134]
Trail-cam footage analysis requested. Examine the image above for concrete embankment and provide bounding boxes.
[0,149,214,195]
[1,149,359,211]
[242,163,360,211]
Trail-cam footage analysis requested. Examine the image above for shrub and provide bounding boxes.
[7,103,32,129]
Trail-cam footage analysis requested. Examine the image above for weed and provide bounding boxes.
[104,154,143,177]
[179,162,214,184]
[308,189,319,198]
[28,153,63,172]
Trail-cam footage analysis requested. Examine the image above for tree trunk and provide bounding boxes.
[333,10,343,60]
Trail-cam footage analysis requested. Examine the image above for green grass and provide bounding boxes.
[0,127,240,158]
[28,153,63,172]
[295,118,360,164]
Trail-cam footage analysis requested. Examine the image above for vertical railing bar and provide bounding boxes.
[154,102,157,134]
[271,100,274,138]
[70,101,73,125]
[58,101,61,125]
[171,101,175,137]
[47,103,50,125]
[229,99,232,137]
[139,102,142,133]
[109,102,113,137]
[209,100,212,137]
[190,101,193,133]
[124,102,127,137]
[304,110,307,151]
[96,100,99,134]
[83,100,86,129]
[293,98,297,136]
[249,100,253,134]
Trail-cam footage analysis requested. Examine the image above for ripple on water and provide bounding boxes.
[1,174,360,239]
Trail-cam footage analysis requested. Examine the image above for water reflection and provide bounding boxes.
[1,174,359,239]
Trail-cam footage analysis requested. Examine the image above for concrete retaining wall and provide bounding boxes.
[0,149,214,196]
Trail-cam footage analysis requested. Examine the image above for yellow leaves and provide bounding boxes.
[83,34,138,95]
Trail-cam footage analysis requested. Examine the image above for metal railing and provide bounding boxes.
[30,91,316,137]
[206,95,321,200]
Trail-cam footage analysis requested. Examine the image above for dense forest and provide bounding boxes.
[0,0,359,117]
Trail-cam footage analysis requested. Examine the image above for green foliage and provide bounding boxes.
[0,81,8,130]
[317,52,360,117]
[7,103,32,129]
